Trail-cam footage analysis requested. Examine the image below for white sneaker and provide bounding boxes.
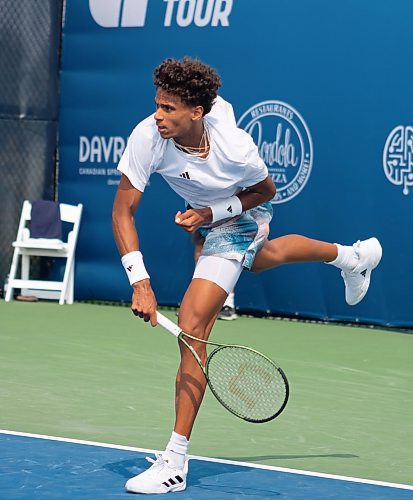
[125,453,188,494]
[217,305,237,321]
[341,237,382,305]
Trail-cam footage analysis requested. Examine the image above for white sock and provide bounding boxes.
[327,243,358,271]
[163,431,188,468]
[223,291,235,308]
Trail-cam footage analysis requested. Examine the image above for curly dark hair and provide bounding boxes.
[153,57,221,115]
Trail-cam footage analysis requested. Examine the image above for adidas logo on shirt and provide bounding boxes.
[179,172,190,179]
[227,205,233,214]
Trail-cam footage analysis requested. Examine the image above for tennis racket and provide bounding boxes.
[156,311,289,423]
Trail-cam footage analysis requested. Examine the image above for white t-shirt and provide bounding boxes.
[117,96,268,208]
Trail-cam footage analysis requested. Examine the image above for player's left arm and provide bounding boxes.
[175,176,276,233]
[237,175,276,210]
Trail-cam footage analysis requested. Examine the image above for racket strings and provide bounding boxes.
[206,346,288,422]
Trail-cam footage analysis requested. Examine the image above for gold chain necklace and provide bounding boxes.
[173,123,210,157]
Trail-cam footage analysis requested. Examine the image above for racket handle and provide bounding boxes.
[156,311,182,337]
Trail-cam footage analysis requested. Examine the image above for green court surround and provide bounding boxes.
[1,301,412,486]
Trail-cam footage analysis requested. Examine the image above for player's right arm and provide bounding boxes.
[112,174,158,326]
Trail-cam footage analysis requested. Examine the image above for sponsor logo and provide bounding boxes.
[237,100,313,204]
[78,135,127,186]
[383,125,413,195]
[89,0,148,27]
[79,136,127,163]
[89,0,233,28]
[164,0,233,27]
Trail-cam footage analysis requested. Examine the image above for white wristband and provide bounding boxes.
[210,196,243,223]
[121,251,150,286]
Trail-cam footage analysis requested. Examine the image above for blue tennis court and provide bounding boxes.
[1,431,412,499]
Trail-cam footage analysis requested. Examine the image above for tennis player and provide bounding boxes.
[112,57,382,494]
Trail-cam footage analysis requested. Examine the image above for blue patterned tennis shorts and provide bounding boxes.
[198,202,273,270]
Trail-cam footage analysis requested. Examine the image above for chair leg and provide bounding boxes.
[66,261,74,305]
[5,248,20,302]
[21,254,30,296]
[60,257,74,305]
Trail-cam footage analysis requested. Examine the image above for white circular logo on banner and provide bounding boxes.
[383,125,413,196]
[237,100,313,204]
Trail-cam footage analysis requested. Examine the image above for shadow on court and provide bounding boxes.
[105,458,282,498]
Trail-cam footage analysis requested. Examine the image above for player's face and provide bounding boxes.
[154,89,203,143]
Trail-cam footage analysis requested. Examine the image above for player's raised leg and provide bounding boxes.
[252,235,382,305]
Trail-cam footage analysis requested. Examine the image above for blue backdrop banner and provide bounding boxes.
[59,0,413,326]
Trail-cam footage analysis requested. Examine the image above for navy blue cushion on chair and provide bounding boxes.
[30,200,62,239]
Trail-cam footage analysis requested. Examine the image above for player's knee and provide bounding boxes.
[252,246,285,272]
[178,331,207,363]
[178,315,207,342]
[179,325,206,347]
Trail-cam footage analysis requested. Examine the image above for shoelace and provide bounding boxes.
[351,240,369,274]
[340,240,362,277]
[145,453,165,469]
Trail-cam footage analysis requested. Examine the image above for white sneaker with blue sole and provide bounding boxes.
[341,237,382,306]
[125,453,188,494]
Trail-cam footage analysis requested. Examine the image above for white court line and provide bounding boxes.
[1,429,412,491]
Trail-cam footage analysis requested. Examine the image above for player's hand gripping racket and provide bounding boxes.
[156,311,289,423]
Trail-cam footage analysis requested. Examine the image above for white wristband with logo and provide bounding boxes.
[121,251,150,286]
[210,196,243,223]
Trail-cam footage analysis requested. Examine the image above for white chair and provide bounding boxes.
[5,200,83,305]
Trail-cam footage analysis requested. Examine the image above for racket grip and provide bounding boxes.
[156,311,182,337]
